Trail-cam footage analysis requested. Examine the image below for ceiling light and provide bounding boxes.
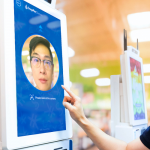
[80,68,100,78]
[22,50,29,56]
[95,78,110,86]
[127,12,150,30]
[143,64,150,73]
[52,53,55,58]
[68,47,75,57]
[50,47,55,52]
[29,15,48,25]
[144,76,150,83]
[27,56,30,60]
[130,28,150,42]
[47,21,60,29]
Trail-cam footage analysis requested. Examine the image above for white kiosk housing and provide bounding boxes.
[0,0,72,149]
[111,30,148,143]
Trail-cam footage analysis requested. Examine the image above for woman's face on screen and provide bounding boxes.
[31,44,54,91]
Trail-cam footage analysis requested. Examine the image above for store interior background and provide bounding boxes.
[57,0,150,149]
[1,0,150,150]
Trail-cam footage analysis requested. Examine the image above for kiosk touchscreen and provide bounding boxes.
[110,30,147,143]
[130,58,145,120]
[0,0,72,149]
[124,50,147,126]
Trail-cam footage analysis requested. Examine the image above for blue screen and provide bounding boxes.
[14,0,66,137]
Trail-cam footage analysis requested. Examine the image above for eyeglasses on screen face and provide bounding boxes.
[31,56,53,70]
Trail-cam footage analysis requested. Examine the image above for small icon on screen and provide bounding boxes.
[25,5,28,9]
[39,25,43,32]
[30,94,34,100]
[16,0,21,7]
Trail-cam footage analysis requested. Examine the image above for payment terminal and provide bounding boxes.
[0,0,72,149]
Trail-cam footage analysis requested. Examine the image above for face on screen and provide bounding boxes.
[22,35,59,91]
[130,57,145,120]
[31,43,54,91]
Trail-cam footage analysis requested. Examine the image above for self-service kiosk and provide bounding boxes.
[0,0,72,149]
[111,30,148,143]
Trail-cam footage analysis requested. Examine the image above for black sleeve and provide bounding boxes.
[140,126,150,149]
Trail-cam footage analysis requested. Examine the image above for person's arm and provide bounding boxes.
[61,85,149,150]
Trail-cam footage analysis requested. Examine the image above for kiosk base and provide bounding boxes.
[111,75,147,143]
[115,124,147,143]
[1,140,72,150]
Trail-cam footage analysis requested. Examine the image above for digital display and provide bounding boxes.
[130,57,145,120]
[14,0,66,136]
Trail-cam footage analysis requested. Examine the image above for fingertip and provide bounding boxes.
[63,102,67,109]
[63,102,67,106]
[63,102,65,106]
[61,85,65,89]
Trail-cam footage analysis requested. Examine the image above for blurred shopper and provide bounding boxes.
[102,111,111,135]
[62,85,150,150]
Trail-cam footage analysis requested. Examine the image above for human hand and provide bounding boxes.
[61,85,86,123]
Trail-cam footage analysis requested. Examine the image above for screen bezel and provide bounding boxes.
[3,0,72,149]
[125,51,148,126]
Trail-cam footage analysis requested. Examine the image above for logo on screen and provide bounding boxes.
[30,94,34,100]
[24,4,41,15]
[16,0,21,7]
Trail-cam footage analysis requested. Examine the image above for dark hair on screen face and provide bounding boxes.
[29,36,53,63]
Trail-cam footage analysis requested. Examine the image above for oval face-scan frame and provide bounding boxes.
[22,35,59,91]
